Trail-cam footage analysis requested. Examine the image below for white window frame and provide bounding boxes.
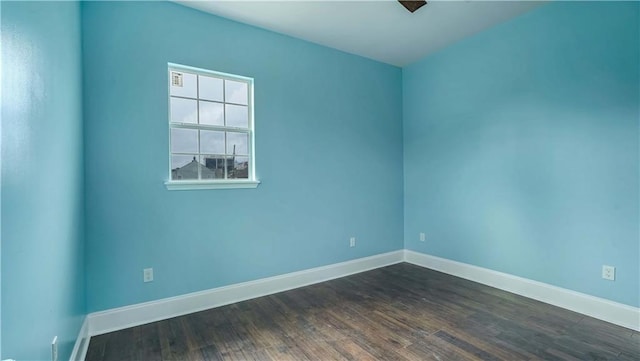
[164,63,259,190]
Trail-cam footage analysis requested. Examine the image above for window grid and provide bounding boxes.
[168,64,254,183]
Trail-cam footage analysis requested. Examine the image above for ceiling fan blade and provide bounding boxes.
[399,1,427,13]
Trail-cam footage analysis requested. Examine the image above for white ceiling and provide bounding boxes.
[175,1,544,67]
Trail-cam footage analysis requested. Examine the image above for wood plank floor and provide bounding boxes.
[86,263,639,361]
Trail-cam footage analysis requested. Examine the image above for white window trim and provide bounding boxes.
[164,180,260,190]
[164,63,260,190]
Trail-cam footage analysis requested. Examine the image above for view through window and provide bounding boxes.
[168,64,255,183]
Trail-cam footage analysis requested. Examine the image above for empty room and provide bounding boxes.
[1,0,639,360]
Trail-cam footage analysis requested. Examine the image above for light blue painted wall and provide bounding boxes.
[0,2,3,357]
[0,1,3,356]
[1,1,86,359]
[403,1,639,307]
[82,1,404,312]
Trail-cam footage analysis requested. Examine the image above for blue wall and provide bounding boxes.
[0,2,3,356]
[2,3,637,358]
[82,1,404,312]
[403,1,639,307]
[1,1,85,359]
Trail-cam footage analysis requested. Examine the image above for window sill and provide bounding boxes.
[164,180,260,190]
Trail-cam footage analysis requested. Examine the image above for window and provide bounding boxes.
[165,64,259,190]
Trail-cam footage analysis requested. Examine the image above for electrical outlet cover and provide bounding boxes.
[144,268,154,282]
[602,265,615,281]
[51,336,58,361]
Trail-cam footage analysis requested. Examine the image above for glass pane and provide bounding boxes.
[200,130,225,154]
[199,75,223,102]
[225,80,248,105]
[171,128,198,153]
[171,155,199,180]
[226,132,248,155]
[169,71,197,98]
[228,157,249,179]
[201,155,226,179]
[199,101,224,126]
[225,104,248,128]
[170,97,197,124]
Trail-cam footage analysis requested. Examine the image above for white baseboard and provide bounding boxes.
[404,250,640,332]
[69,317,89,361]
[77,248,637,360]
[87,250,404,336]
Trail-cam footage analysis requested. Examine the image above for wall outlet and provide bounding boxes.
[602,265,615,281]
[51,336,58,361]
[349,237,356,248]
[419,232,426,242]
[143,268,154,282]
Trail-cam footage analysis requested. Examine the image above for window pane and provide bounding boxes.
[228,157,249,179]
[225,80,248,105]
[201,155,226,179]
[170,97,197,124]
[200,130,225,154]
[169,71,197,98]
[171,128,198,153]
[199,75,223,102]
[226,132,248,155]
[171,155,199,180]
[199,101,224,126]
[225,104,248,128]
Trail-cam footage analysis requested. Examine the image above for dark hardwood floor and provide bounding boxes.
[86,263,639,361]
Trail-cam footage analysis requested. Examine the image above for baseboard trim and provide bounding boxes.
[80,248,637,356]
[87,250,404,336]
[404,250,640,331]
[69,317,89,361]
